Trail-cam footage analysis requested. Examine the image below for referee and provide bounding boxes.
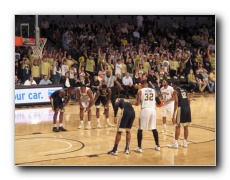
[103,70,124,113]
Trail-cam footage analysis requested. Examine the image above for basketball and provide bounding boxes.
[156,102,163,107]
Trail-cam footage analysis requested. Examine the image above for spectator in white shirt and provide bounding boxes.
[133,28,140,39]
[136,15,144,29]
[61,72,72,89]
[39,75,52,85]
[61,60,69,81]
[24,76,37,86]
[53,61,62,84]
[122,73,135,98]
[115,59,122,76]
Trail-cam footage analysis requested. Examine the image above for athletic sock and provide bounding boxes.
[59,123,62,127]
[113,144,118,152]
[125,142,130,150]
[53,124,57,127]
[137,129,143,148]
[152,129,159,146]
[97,118,100,124]
[88,121,90,125]
[106,118,109,123]
[163,124,166,129]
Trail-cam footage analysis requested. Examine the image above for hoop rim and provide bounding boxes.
[19,37,47,47]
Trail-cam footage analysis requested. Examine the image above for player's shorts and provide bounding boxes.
[81,101,90,109]
[51,98,64,111]
[95,97,108,108]
[138,108,156,130]
[162,103,174,118]
[175,106,191,126]
[117,108,135,132]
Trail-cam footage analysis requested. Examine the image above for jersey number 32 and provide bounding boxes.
[144,93,153,101]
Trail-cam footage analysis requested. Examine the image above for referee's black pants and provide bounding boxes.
[109,86,117,113]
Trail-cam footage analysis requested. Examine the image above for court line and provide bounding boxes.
[41,140,72,154]
[15,124,215,156]
[15,127,118,137]
[14,120,215,137]
[16,137,85,156]
[15,120,215,164]
[15,140,215,165]
[17,139,73,154]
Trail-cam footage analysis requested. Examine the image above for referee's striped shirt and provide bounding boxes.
[103,75,117,88]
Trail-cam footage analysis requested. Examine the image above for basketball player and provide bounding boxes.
[107,98,135,155]
[160,79,175,133]
[166,81,191,148]
[86,84,114,128]
[77,84,94,130]
[133,80,162,152]
[50,87,75,132]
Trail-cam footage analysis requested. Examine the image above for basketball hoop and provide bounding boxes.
[15,37,47,59]
[30,38,47,60]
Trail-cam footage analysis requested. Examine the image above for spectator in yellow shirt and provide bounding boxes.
[187,69,199,93]
[85,55,95,77]
[209,68,215,92]
[40,56,50,78]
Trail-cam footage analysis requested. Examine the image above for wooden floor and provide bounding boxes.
[15,93,216,166]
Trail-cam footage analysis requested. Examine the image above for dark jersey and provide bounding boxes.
[126,62,134,74]
[149,61,158,72]
[176,87,189,107]
[90,79,100,91]
[203,61,212,73]
[51,89,62,99]
[50,89,69,110]
[95,88,110,106]
[99,88,109,99]
[51,89,68,101]
[114,98,134,117]
[191,59,198,72]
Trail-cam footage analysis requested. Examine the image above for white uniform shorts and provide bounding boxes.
[81,101,90,109]
[162,103,174,118]
[138,108,156,130]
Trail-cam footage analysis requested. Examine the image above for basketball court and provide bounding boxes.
[15,93,215,166]
[14,15,216,166]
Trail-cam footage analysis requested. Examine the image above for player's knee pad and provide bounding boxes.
[60,109,65,113]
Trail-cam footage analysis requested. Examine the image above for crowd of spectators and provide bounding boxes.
[15,15,216,99]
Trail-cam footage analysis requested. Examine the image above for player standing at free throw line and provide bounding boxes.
[133,80,162,152]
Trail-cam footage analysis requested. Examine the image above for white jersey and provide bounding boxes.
[160,85,174,105]
[78,87,90,102]
[140,88,156,109]
[61,64,69,76]
[115,63,122,75]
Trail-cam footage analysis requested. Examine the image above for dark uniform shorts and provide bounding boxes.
[51,98,64,111]
[95,96,108,108]
[117,108,135,132]
[176,106,191,126]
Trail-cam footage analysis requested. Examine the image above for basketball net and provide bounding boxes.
[31,38,47,60]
